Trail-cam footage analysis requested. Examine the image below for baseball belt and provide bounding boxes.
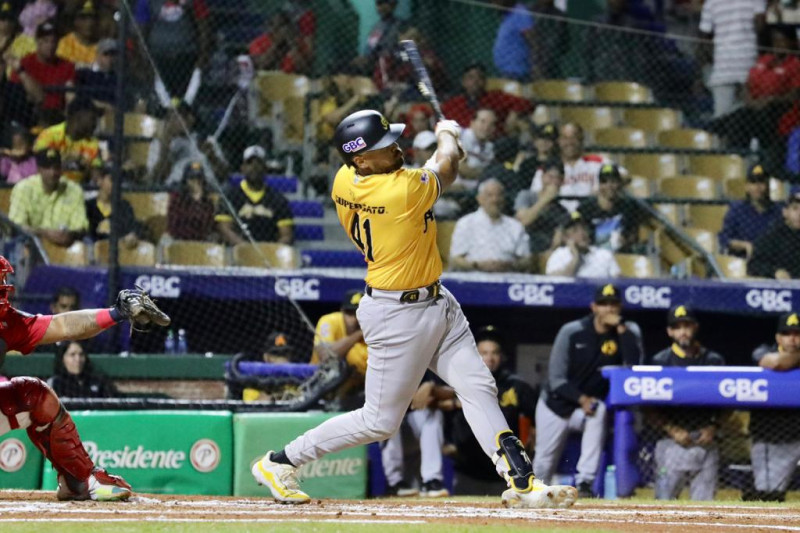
[366,280,441,303]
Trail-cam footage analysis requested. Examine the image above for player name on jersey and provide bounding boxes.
[334,195,387,214]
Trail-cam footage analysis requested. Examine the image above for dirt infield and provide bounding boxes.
[1,490,800,532]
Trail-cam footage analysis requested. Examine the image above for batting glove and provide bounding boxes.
[435,120,461,140]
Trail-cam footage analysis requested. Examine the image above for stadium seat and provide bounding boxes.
[687,154,745,181]
[94,240,157,267]
[770,178,789,201]
[300,249,366,268]
[530,80,586,101]
[163,241,227,267]
[714,254,747,279]
[594,128,648,148]
[348,76,378,96]
[531,104,554,125]
[626,176,652,198]
[622,108,680,132]
[42,240,88,266]
[723,178,746,200]
[614,253,657,278]
[559,106,615,131]
[257,72,311,147]
[654,203,684,226]
[123,191,169,242]
[487,77,525,96]
[593,81,653,103]
[232,242,300,269]
[257,71,310,100]
[687,204,728,233]
[436,220,457,269]
[294,225,325,241]
[658,176,717,200]
[657,129,714,150]
[0,187,10,215]
[684,227,717,254]
[622,153,680,179]
[289,200,324,218]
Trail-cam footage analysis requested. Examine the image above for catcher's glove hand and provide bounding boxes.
[115,285,171,332]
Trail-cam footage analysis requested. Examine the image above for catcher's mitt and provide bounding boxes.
[115,285,171,332]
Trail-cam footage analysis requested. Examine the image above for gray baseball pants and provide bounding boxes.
[284,286,511,479]
[382,408,445,486]
[751,441,800,493]
[654,438,718,500]
[533,397,607,485]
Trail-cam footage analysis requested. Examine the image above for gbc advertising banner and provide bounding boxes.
[234,413,366,498]
[41,411,233,495]
[0,431,43,489]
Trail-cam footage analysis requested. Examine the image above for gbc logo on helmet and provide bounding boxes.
[342,137,367,153]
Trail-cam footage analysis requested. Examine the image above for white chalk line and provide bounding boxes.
[0,518,426,525]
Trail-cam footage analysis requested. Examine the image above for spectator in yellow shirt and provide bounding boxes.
[312,290,368,377]
[34,96,103,183]
[56,0,98,68]
[0,1,36,78]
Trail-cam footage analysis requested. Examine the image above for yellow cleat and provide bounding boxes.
[501,480,578,509]
[251,451,311,504]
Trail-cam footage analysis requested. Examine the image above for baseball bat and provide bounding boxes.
[398,40,444,121]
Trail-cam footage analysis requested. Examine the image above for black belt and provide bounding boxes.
[365,281,441,303]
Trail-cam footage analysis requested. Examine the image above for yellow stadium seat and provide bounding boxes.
[0,187,11,215]
[654,203,684,226]
[257,71,310,100]
[687,154,745,181]
[770,178,788,201]
[163,241,227,267]
[687,204,728,233]
[626,176,653,198]
[659,176,717,200]
[724,178,746,200]
[559,106,615,131]
[42,240,88,266]
[658,129,714,150]
[622,108,680,132]
[530,80,586,101]
[123,191,170,242]
[232,242,300,269]
[593,81,653,103]
[100,112,163,137]
[487,77,525,96]
[94,240,156,267]
[684,227,717,254]
[622,153,680,180]
[348,76,378,96]
[615,253,658,278]
[437,221,457,270]
[714,254,747,279]
[594,128,648,148]
[531,104,554,125]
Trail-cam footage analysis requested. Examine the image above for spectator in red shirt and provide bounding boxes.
[249,9,312,75]
[441,63,533,137]
[6,20,75,126]
[167,161,216,242]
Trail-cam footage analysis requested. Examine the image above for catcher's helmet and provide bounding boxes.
[333,110,405,164]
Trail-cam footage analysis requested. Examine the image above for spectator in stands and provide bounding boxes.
[646,306,725,501]
[397,103,434,156]
[56,0,98,68]
[86,164,139,247]
[747,311,800,502]
[748,188,800,279]
[146,101,228,186]
[525,122,609,213]
[535,284,643,497]
[134,0,210,97]
[18,0,56,38]
[492,0,534,81]
[546,212,621,278]
[237,331,303,402]
[0,127,37,184]
[699,0,765,118]
[514,158,570,254]
[455,108,496,190]
[0,1,35,79]
[47,340,118,398]
[767,0,800,24]
[318,66,372,146]
[166,161,215,242]
[307,290,368,409]
[719,163,783,259]
[8,149,88,246]
[444,326,539,495]
[351,0,406,77]
[517,122,558,178]
[441,63,533,137]
[75,38,117,108]
[50,286,80,314]
[34,95,102,184]
[449,179,532,273]
[530,0,569,79]
[248,9,311,75]
[216,145,294,246]
[577,163,639,252]
[410,131,436,168]
[6,20,76,126]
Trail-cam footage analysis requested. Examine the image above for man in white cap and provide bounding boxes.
[411,131,437,168]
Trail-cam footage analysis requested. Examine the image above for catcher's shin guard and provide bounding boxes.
[492,429,534,492]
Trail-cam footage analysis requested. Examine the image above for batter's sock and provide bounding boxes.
[271,449,294,467]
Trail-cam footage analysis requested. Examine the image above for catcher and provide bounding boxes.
[0,255,170,501]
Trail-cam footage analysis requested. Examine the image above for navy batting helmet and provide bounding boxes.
[333,110,405,164]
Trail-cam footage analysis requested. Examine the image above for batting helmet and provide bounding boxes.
[0,256,15,318]
[333,110,405,164]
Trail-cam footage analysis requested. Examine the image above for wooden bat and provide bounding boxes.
[398,40,444,121]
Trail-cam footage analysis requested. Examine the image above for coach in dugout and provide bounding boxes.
[646,305,725,501]
[534,284,644,498]
[746,312,800,502]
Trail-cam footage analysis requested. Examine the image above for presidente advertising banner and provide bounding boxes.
[40,411,233,495]
[0,430,43,489]
[234,412,367,499]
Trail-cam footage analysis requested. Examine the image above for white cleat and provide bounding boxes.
[251,451,311,504]
[501,481,578,509]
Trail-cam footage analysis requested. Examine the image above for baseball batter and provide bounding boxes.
[251,109,577,509]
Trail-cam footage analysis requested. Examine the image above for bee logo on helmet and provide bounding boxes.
[0,256,15,318]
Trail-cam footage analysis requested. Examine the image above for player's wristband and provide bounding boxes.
[96,308,122,329]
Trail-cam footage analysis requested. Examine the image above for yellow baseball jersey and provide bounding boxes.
[332,164,441,290]
[311,311,368,376]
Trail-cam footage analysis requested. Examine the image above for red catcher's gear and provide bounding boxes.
[0,256,14,318]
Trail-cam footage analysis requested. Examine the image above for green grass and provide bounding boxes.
[0,524,607,533]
